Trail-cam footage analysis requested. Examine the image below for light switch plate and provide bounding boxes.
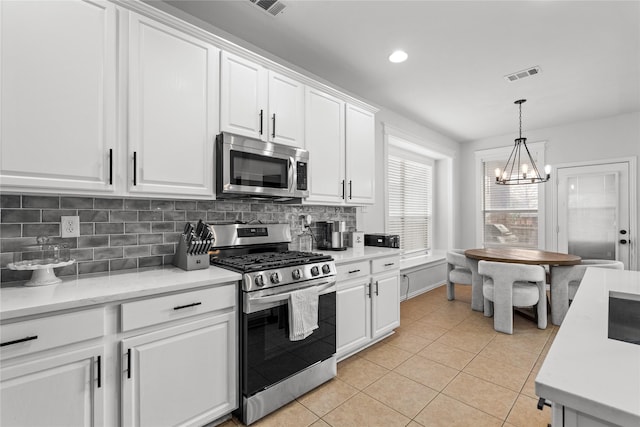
[61,216,80,238]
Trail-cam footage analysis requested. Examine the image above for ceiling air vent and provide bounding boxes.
[504,66,542,82]
[249,0,287,16]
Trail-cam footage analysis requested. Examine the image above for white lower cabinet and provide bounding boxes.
[0,308,106,426]
[121,313,236,427]
[1,345,105,427]
[336,255,401,360]
[336,278,371,358]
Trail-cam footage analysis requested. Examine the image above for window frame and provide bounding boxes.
[383,128,436,255]
[474,142,547,249]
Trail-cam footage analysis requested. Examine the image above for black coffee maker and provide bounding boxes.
[316,221,347,251]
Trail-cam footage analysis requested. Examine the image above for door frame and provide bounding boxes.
[551,156,637,270]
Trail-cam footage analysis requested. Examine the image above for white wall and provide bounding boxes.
[359,107,461,250]
[459,111,640,268]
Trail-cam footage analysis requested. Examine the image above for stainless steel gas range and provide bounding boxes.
[209,223,337,425]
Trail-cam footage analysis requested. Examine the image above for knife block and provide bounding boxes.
[172,238,209,271]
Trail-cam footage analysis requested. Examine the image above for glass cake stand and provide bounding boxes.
[8,237,75,286]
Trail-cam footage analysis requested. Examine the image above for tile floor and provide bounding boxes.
[221,285,555,427]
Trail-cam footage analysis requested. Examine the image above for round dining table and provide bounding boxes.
[462,248,581,312]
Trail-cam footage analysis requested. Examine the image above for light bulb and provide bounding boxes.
[544,164,552,174]
[495,168,501,181]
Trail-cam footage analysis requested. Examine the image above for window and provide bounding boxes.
[387,136,433,253]
[476,143,546,249]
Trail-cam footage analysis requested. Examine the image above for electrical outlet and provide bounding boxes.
[61,216,80,238]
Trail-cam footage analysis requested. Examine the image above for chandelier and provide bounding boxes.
[495,99,551,185]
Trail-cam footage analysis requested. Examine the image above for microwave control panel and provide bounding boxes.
[296,162,308,190]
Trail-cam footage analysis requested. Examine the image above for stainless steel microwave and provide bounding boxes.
[216,132,309,200]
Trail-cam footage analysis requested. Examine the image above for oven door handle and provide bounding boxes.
[244,280,336,314]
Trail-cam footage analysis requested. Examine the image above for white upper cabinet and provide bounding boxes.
[220,51,304,148]
[127,13,219,198]
[305,87,346,204]
[0,0,117,194]
[305,90,376,205]
[345,104,376,204]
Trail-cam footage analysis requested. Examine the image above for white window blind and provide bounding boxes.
[387,154,432,253]
[482,159,538,248]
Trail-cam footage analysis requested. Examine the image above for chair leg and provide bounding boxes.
[483,298,493,317]
[447,281,455,301]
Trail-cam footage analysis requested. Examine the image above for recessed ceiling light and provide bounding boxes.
[388,50,408,63]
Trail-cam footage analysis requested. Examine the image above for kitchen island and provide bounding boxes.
[535,268,640,427]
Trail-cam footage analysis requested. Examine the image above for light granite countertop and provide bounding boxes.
[0,266,242,321]
[535,267,640,426]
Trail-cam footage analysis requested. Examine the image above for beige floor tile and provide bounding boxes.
[442,372,518,420]
[337,355,389,390]
[385,329,433,354]
[434,328,495,354]
[521,369,539,399]
[322,392,410,427]
[413,393,503,427]
[478,340,539,371]
[359,342,413,369]
[419,308,468,330]
[406,421,424,427]
[417,341,476,370]
[297,378,358,417]
[399,320,449,341]
[462,355,530,392]
[394,355,459,391]
[490,330,549,355]
[505,394,552,427]
[249,401,319,427]
[363,371,438,418]
[309,420,330,427]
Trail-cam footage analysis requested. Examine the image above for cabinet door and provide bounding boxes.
[1,345,104,426]
[372,273,400,339]
[128,13,219,198]
[268,71,304,147]
[121,313,237,427]
[345,104,376,204]
[336,280,371,359]
[304,87,346,204]
[0,0,117,194]
[220,52,267,140]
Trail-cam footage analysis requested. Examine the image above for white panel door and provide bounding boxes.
[121,314,236,427]
[371,273,400,338]
[557,162,631,269]
[336,280,371,359]
[128,13,219,198]
[345,104,375,204]
[304,87,346,204]
[220,52,267,140]
[0,0,117,194]
[1,346,104,427]
[268,71,304,147]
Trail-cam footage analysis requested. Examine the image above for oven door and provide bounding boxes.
[241,278,336,398]
[217,132,309,199]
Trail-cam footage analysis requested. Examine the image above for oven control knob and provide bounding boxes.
[311,266,320,277]
[322,264,331,275]
[254,274,265,287]
[292,269,302,280]
[270,273,280,284]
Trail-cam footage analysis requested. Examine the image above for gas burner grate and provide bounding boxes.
[211,250,332,273]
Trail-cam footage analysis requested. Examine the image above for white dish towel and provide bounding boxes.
[288,287,319,341]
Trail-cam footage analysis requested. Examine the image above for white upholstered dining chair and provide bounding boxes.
[478,260,547,334]
[446,249,472,301]
[549,259,624,325]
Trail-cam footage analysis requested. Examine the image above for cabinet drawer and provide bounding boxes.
[121,284,236,332]
[1,307,104,360]
[336,260,370,282]
[371,256,401,274]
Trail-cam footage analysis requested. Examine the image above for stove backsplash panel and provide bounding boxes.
[0,194,357,284]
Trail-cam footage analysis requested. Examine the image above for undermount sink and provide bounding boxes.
[608,291,640,345]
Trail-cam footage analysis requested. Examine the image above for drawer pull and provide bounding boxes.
[348,269,361,274]
[1,335,38,347]
[173,301,202,311]
[97,355,102,388]
[384,263,395,267]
